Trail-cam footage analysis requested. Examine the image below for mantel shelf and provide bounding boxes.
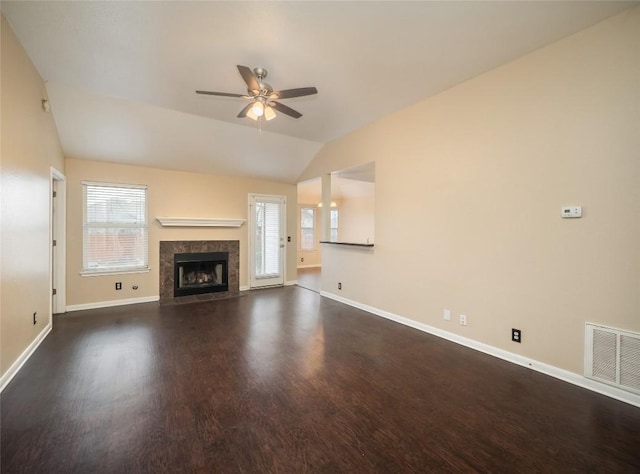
[319,241,374,248]
[156,217,245,228]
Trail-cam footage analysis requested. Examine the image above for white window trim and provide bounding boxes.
[82,181,149,275]
[82,180,148,190]
[80,268,151,277]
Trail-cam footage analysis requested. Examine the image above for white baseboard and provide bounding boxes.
[66,295,159,312]
[241,282,296,291]
[297,264,321,269]
[320,291,640,408]
[1,322,52,393]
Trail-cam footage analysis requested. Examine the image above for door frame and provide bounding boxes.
[50,167,66,315]
[248,193,286,289]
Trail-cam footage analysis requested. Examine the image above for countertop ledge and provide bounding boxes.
[319,241,374,247]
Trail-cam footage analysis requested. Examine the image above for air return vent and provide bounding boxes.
[585,323,640,395]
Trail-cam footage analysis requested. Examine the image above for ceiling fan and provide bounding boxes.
[196,65,318,121]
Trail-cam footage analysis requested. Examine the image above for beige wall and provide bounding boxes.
[299,8,640,375]
[1,15,66,376]
[65,158,297,306]
[338,196,375,244]
[297,203,322,267]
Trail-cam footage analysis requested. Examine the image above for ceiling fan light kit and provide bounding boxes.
[196,65,317,123]
[248,101,264,120]
[264,105,276,121]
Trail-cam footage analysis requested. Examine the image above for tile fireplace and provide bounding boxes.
[160,240,239,304]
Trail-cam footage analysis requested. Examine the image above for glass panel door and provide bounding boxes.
[249,194,285,288]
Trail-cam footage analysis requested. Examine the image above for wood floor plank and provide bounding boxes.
[2,287,639,473]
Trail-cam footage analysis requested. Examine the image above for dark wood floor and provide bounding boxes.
[2,287,639,473]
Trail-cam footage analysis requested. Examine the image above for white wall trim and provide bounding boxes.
[241,282,297,291]
[0,323,52,393]
[320,291,640,408]
[66,296,159,312]
[297,264,322,269]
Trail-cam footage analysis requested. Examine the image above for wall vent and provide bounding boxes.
[585,323,640,395]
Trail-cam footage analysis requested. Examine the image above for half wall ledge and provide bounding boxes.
[319,241,374,247]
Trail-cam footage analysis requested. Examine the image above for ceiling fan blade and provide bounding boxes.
[237,102,254,118]
[270,87,318,100]
[237,65,260,92]
[271,101,303,119]
[196,90,249,98]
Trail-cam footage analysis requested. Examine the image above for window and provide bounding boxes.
[82,182,148,274]
[300,207,315,251]
[330,209,339,242]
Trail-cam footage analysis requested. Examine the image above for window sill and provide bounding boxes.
[80,268,151,277]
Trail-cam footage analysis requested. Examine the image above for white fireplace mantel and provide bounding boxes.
[156,217,245,228]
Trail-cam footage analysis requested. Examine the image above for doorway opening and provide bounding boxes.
[296,178,322,292]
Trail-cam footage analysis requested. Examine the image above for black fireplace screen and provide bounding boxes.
[174,252,228,297]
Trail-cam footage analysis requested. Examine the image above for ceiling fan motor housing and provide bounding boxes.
[256,82,273,96]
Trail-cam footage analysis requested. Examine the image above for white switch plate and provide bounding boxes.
[460,314,467,326]
[444,309,451,321]
[561,206,582,218]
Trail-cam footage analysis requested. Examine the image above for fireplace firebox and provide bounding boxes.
[174,252,228,297]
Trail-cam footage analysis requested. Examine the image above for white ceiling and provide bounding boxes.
[2,1,636,183]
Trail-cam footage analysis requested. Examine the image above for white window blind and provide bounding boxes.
[82,182,148,274]
[330,209,339,242]
[255,201,281,277]
[300,208,315,251]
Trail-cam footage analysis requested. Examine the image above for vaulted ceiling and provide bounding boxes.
[2,1,636,183]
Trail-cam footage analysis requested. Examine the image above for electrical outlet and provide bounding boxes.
[338,282,342,290]
[512,328,522,343]
[33,312,37,325]
[115,282,122,290]
[443,309,451,321]
[460,314,467,326]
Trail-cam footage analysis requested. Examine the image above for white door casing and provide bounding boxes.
[50,167,66,314]
[248,194,286,288]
